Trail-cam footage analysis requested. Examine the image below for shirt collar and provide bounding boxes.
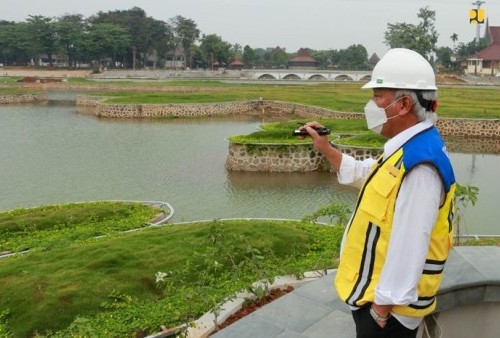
[383,120,434,160]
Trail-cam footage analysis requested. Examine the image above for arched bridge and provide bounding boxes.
[243,69,371,82]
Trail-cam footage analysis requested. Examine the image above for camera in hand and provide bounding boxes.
[292,127,331,136]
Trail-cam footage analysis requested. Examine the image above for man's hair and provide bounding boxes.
[393,89,438,123]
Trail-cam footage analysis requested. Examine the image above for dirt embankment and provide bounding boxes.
[0,67,91,78]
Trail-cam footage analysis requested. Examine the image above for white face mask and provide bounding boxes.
[363,98,402,134]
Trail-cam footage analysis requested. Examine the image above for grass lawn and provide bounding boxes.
[0,203,344,337]
[228,118,385,148]
[0,87,43,94]
[85,81,500,119]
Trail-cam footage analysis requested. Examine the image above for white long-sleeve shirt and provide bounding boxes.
[337,121,444,330]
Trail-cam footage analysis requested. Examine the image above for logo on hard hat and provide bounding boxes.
[376,78,383,84]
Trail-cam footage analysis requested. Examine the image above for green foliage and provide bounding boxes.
[454,183,480,244]
[301,201,351,226]
[333,133,386,148]
[0,87,42,94]
[0,202,159,253]
[0,215,344,337]
[0,309,12,337]
[229,119,368,144]
[384,6,438,59]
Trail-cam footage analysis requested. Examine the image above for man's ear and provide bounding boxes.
[399,96,414,116]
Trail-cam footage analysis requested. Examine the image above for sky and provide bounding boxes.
[1,0,499,58]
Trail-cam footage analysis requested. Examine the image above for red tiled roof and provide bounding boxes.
[475,44,500,60]
[474,26,500,60]
[229,59,244,66]
[289,48,316,63]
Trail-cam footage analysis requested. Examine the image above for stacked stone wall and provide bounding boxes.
[0,93,47,104]
[76,96,107,107]
[225,142,383,172]
[92,101,257,118]
[225,143,328,172]
[79,96,499,139]
[436,118,499,138]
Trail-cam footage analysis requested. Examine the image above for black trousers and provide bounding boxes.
[351,305,418,338]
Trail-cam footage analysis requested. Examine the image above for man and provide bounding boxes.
[300,48,455,338]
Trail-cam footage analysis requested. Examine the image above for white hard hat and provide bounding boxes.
[362,48,437,90]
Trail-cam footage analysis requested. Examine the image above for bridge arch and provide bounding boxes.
[283,74,301,80]
[258,74,276,80]
[308,74,327,81]
[360,75,371,81]
[334,74,354,81]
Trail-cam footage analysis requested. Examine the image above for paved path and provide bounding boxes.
[211,246,500,338]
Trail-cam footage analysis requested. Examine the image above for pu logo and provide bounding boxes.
[470,8,485,24]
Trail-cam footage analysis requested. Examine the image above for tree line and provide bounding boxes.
[0,6,487,71]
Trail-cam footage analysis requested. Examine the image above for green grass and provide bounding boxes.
[461,237,500,246]
[0,202,160,253]
[0,212,343,337]
[0,76,23,84]
[84,82,500,118]
[228,119,375,145]
[0,87,42,94]
[334,133,387,148]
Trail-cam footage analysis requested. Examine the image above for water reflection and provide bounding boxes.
[445,136,500,155]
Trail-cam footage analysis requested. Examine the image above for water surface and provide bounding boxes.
[0,95,497,235]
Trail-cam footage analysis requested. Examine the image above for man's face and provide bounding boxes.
[371,89,401,137]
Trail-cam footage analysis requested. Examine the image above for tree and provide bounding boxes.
[90,7,152,69]
[242,45,257,68]
[339,44,369,70]
[270,47,288,68]
[26,15,58,67]
[147,19,174,68]
[198,34,232,69]
[171,16,200,68]
[310,50,331,69]
[0,22,31,65]
[450,33,459,47]
[54,14,86,68]
[85,23,130,68]
[455,38,488,58]
[384,6,438,59]
[435,46,453,70]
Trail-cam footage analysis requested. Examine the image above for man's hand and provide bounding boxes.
[370,303,392,328]
[297,121,343,172]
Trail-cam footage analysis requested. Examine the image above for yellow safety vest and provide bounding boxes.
[335,127,456,317]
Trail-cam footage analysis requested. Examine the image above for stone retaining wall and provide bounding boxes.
[78,96,500,138]
[436,118,500,138]
[225,143,327,172]
[225,142,383,172]
[0,92,48,104]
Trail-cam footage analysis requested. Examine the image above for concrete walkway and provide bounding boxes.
[211,246,500,338]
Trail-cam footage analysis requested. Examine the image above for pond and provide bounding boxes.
[0,91,498,235]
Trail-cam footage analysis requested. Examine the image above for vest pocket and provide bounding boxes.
[359,168,398,221]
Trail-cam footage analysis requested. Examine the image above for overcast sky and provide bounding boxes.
[1,0,499,57]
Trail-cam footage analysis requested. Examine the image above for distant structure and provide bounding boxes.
[368,53,380,68]
[465,24,500,76]
[229,59,245,70]
[288,48,317,70]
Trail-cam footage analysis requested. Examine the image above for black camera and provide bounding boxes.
[292,127,331,136]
